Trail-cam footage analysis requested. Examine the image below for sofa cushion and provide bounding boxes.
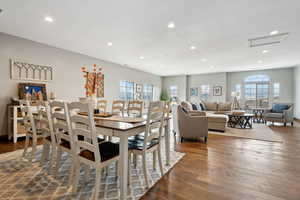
[181,101,193,111]
[272,104,289,113]
[265,112,284,119]
[218,102,232,111]
[207,114,228,123]
[203,102,218,111]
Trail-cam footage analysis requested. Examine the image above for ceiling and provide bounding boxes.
[0,0,300,76]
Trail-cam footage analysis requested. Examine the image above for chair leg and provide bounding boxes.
[93,168,102,200]
[204,136,208,143]
[284,122,287,127]
[30,136,37,164]
[22,134,30,158]
[72,161,81,193]
[133,154,137,168]
[54,148,62,177]
[115,161,119,178]
[49,146,57,173]
[41,142,50,165]
[128,153,131,185]
[83,165,90,183]
[153,151,157,170]
[69,156,76,186]
[157,147,164,177]
[142,152,149,188]
[291,122,294,126]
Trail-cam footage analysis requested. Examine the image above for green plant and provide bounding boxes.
[160,89,170,101]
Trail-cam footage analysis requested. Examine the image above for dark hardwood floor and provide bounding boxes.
[1,123,300,200]
[141,122,300,200]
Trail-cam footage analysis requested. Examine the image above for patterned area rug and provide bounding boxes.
[209,123,283,142]
[0,139,184,200]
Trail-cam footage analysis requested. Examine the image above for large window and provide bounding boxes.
[273,83,280,100]
[244,75,270,108]
[200,85,210,101]
[143,84,153,101]
[169,85,178,101]
[120,80,134,100]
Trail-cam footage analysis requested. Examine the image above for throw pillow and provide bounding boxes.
[191,103,198,110]
[272,104,289,113]
[196,103,202,111]
[199,102,205,110]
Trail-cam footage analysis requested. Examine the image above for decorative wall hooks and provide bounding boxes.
[10,59,53,82]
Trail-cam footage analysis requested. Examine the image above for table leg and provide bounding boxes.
[165,119,170,166]
[119,134,128,200]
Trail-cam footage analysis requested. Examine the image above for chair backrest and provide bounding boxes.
[143,101,165,150]
[50,101,72,149]
[127,100,143,117]
[171,104,180,136]
[19,100,37,135]
[68,102,101,162]
[112,100,125,116]
[97,100,107,113]
[38,101,56,145]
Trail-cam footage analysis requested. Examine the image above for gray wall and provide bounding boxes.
[0,32,161,136]
[294,66,300,119]
[162,75,187,101]
[188,72,227,103]
[227,68,294,104]
[162,68,295,106]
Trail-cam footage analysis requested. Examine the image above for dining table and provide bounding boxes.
[93,115,171,200]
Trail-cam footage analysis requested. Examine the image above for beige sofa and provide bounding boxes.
[181,101,229,132]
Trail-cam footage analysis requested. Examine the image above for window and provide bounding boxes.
[273,83,280,99]
[200,85,209,101]
[120,80,134,100]
[235,84,241,98]
[143,84,153,101]
[169,85,178,101]
[244,75,270,108]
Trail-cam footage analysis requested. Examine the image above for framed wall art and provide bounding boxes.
[213,86,222,96]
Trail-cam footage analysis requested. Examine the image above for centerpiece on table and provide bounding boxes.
[81,64,104,108]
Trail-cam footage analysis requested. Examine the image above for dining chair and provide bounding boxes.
[20,100,43,164]
[128,101,165,188]
[127,100,143,117]
[112,100,125,116]
[68,101,119,199]
[50,100,75,184]
[39,101,57,172]
[97,99,107,113]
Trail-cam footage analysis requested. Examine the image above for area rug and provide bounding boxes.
[0,140,184,200]
[209,123,283,142]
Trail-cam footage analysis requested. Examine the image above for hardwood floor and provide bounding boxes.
[141,122,300,200]
[1,123,299,200]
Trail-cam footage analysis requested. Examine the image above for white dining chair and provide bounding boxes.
[20,100,43,164]
[97,99,107,113]
[39,101,57,172]
[127,100,143,117]
[50,100,75,185]
[128,101,165,188]
[112,100,125,116]
[68,101,119,199]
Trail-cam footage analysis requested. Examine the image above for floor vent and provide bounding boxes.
[248,32,289,47]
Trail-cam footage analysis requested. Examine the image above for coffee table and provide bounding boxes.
[227,113,254,129]
[251,108,268,123]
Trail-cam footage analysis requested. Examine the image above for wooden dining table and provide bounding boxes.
[93,115,171,200]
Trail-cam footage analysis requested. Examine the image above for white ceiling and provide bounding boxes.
[0,0,300,76]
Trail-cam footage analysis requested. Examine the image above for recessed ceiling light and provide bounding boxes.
[167,22,175,29]
[270,30,279,35]
[262,50,269,54]
[190,46,196,50]
[201,58,207,62]
[139,56,145,60]
[258,60,263,63]
[107,42,113,46]
[44,16,54,23]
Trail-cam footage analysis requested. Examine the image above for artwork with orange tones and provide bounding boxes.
[81,64,104,97]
